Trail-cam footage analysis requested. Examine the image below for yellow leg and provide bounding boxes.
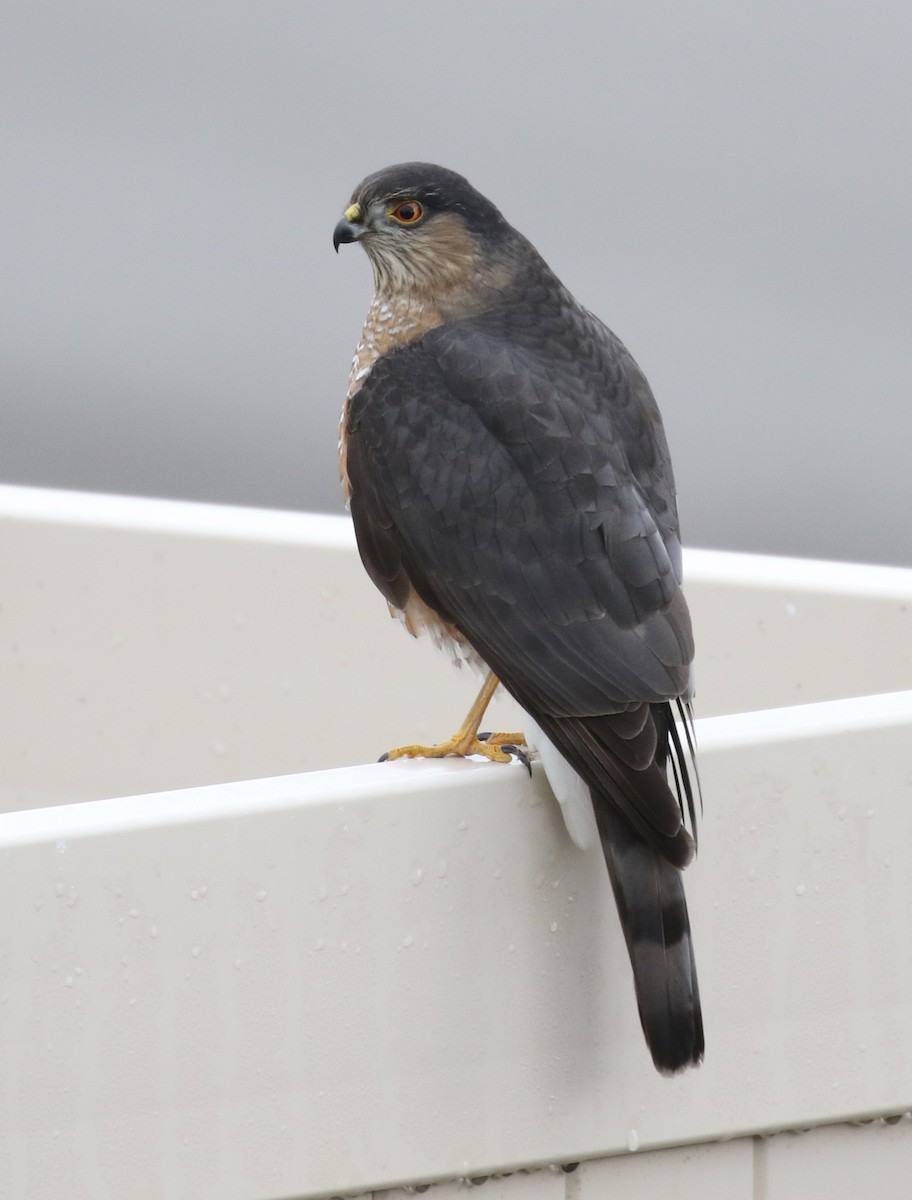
[383,672,526,764]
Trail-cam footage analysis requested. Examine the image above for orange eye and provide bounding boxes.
[390,200,423,225]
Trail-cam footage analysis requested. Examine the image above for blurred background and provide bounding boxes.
[1,1,909,566]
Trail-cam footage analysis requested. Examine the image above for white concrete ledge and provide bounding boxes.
[1,486,911,1198]
[2,692,911,1196]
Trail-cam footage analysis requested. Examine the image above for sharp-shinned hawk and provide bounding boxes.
[333,162,703,1075]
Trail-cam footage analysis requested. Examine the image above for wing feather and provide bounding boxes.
[346,307,695,861]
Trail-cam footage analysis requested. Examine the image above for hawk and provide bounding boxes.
[333,163,703,1075]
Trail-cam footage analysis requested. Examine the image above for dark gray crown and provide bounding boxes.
[351,162,510,237]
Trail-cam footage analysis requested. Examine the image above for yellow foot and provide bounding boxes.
[379,671,530,770]
[380,730,529,770]
[478,731,527,750]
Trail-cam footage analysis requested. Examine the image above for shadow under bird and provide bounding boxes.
[333,162,703,1075]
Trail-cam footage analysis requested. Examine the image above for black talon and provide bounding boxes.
[499,744,532,775]
[378,752,389,762]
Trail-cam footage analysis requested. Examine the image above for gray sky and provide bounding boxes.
[2,1,910,565]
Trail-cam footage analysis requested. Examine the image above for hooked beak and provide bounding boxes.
[333,203,365,252]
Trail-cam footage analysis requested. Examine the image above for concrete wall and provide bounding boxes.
[1,487,910,1198]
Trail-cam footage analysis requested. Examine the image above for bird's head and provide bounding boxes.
[333,162,514,300]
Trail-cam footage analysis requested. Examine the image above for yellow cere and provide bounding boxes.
[344,203,362,223]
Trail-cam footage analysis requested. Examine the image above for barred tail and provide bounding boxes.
[595,800,704,1074]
